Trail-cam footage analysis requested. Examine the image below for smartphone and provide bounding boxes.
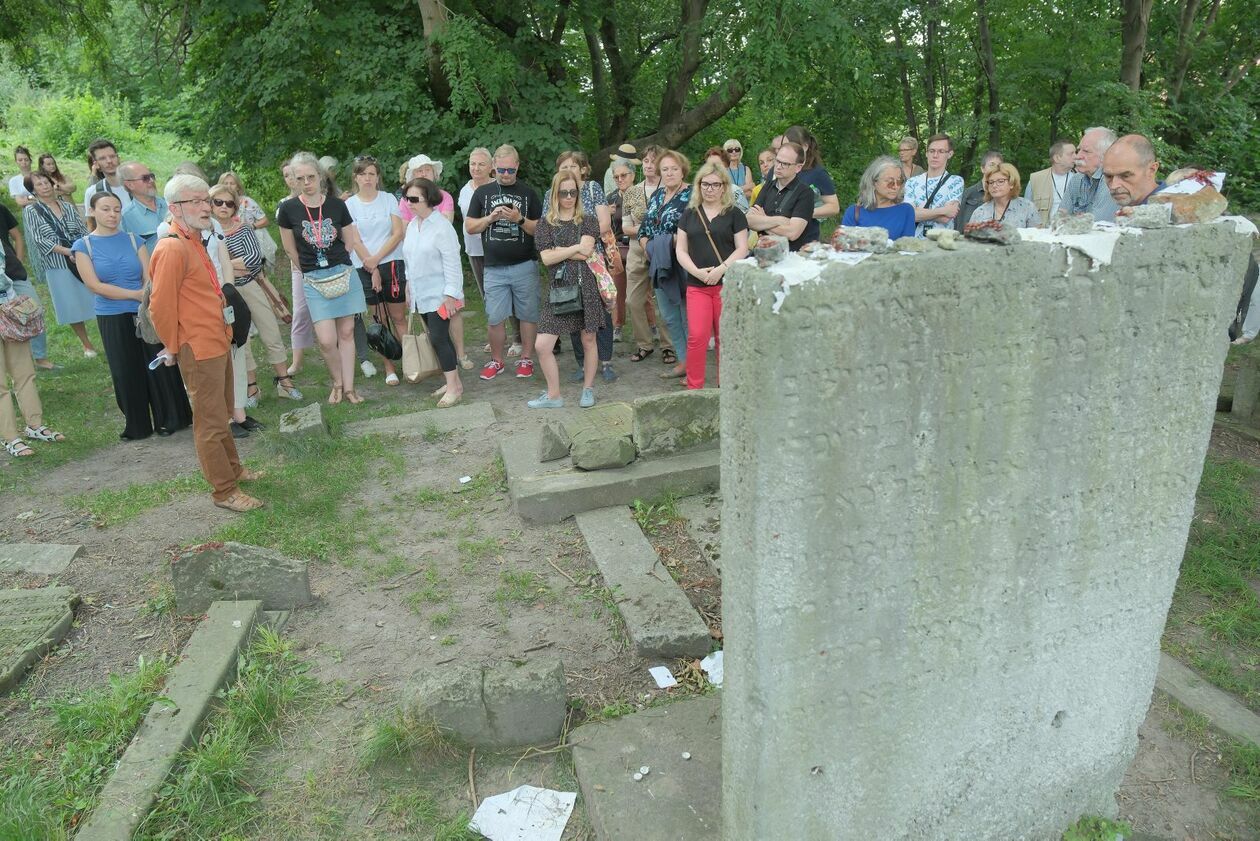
[437,299,465,320]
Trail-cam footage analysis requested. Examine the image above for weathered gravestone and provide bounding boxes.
[720,225,1251,839]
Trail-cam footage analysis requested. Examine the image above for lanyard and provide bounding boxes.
[302,197,329,249]
[172,221,222,297]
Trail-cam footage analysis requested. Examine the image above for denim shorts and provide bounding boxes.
[484,260,540,325]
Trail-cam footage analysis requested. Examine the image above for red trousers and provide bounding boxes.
[685,284,721,389]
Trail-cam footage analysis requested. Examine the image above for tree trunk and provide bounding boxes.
[923,0,939,135]
[975,0,1000,149]
[417,0,451,108]
[1120,0,1154,90]
[892,22,920,141]
[583,20,609,142]
[1049,70,1070,146]
[657,0,709,127]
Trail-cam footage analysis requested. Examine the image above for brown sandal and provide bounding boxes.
[345,390,364,405]
[238,467,265,482]
[328,385,343,405]
[214,492,264,513]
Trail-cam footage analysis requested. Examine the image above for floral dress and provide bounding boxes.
[535,214,603,336]
[639,185,693,240]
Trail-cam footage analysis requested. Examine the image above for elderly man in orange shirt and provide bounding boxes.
[149,173,263,512]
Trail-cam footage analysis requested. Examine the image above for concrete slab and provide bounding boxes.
[576,506,712,659]
[343,402,499,439]
[1156,653,1260,746]
[502,430,719,524]
[0,586,77,694]
[0,543,83,575]
[676,495,722,576]
[74,600,262,841]
[570,695,721,841]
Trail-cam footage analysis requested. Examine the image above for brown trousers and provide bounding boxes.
[0,339,42,442]
[625,241,666,352]
[178,346,241,501]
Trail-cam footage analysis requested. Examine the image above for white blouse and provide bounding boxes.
[402,212,464,314]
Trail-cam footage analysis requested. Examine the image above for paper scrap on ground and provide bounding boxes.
[469,785,576,841]
[700,650,724,687]
[459,476,472,484]
[648,666,678,688]
[825,250,874,266]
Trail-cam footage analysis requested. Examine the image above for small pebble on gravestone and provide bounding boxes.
[682,751,691,760]
[633,772,643,781]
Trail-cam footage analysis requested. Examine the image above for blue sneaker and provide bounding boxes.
[580,387,596,408]
[569,368,584,382]
[601,364,617,382]
[527,392,565,409]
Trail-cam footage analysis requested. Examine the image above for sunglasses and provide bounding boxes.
[211,199,236,208]
[725,147,741,153]
[124,173,157,183]
[496,167,518,175]
[405,195,424,204]
[354,155,377,164]
[557,189,578,198]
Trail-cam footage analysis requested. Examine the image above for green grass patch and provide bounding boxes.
[457,536,499,562]
[135,628,319,840]
[494,570,552,610]
[1060,814,1130,840]
[1167,455,1260,710]
[0,656,169,840]
[1224,739,1260,801]
[631,492,682,535]
[69,474,209,527]
[359,708,460,766]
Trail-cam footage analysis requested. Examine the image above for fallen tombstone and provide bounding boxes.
[632,389,720,458]
[404,658,567,748]
[0,586,77,694]
[278,402,328,436]
[570,428,636,470]
[538,421,571,462]
[0,543,83,575]
[171,542,313,614]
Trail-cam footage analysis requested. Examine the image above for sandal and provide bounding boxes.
[274,375,303,400]
[345,391,365,405]
[24,425,65,442]
[630,347,654,362]
[328,385,343,405]
[661,348,677,365]
[245,381,260,408]
[437,391,462,408]
[4,438,34,457]
[214,492,264,513]
[238,467,265,482]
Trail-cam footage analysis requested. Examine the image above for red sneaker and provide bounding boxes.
[479,359,505,381]
[515,359,535,378]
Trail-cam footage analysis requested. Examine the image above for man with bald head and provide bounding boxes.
[1063,126,1119,223]
[119,161,167,248]
[1102,134,1163,208]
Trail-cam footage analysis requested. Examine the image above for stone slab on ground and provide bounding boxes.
[278,402,329,436]
[501,430,719,524]
[0,543,83,575]
[632,390,720,458]
[1156,653,1260,746]
[0,586,77,694]
[74,600,262,841]
[570,694,721,841]
[171,542,313,614]
[576,506,712,659]
[342,401,498,439]
[404,658,567,748]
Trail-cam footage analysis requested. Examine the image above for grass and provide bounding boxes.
[1165,455,1260,711]
[631,492,682,535]
[1060,815,1130,840]
[69,474,209,527]
[139,584,177,618]
[358,708,460,766]
[1159,696,1260,809]
[0,656,169,840]
[494,570,552,610]
[457,536,499,562]
[134,628,320,840]
[1224,740,1260,800]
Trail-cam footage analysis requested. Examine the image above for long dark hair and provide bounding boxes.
[37,154,65,183]
[784,125,822,170]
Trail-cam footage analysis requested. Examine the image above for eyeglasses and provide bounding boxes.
[124,173,156,183]
[699,181,724,190]
[211,199,236,208]
[987,178,1010,186]
[296,174,318,183]
[496,167,518,175]
[405,195,424,204]
[725,147,741,153]
[171,198,210,206]
[877,179,905,188]
[557,189,578,198]
[774,158,800,167]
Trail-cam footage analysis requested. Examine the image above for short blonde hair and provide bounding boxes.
[688,162,734,213]
[494,144,520,163]
[982,162,1022,202]
[545,171,584,227]
[207,183,239,205]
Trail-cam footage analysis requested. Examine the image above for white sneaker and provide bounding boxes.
[507,342,523,358]
[360,360,377,378]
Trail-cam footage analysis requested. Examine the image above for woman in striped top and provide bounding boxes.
[22,171,99,357]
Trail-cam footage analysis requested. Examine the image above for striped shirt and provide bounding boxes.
[222,224,265,285]
[23,200,88,271]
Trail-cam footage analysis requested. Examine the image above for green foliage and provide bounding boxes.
[631,493,681,535]
[1061,814,1130,841]
[8,91,140,160]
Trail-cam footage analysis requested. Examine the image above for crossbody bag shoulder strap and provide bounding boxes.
[923,172,950,209]
[695,208,724,265]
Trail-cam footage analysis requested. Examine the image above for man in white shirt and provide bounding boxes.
[82,140,132,215]
[1025,140,1077,226]
[904,133,964,236]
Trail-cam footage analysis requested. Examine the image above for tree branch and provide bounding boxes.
[657,0,708,126]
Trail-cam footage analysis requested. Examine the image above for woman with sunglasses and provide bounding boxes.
[675,162,748,389]
[840,156,917,240]
[346,156,408,386]
[72,191,191,440]
[723,139,755,201]
[530,171,603,409]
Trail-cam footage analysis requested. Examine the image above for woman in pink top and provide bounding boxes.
[398,155,455,223]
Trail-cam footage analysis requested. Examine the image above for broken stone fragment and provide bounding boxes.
[1051,212,1095,235]
[753,235,788,267]
[538,421,571,463]
[570,428,636,470]
[963,220,1018,244]
[926,228,958,250]
[1151,185,1228,224]
[1118,202,1171,229]
[278,402,329,436]
[831,225,890,253]
[893,236,928,252]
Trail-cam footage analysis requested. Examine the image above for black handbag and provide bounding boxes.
[365,303,403,361]
[548,265,583,315]
[220,282,253,348]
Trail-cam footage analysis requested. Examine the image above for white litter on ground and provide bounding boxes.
[468,784,576,841]
[700,650,724,687]
[459,476,472,484]
[648,666,678,688]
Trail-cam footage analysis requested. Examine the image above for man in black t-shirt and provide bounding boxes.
[464,144,543,381]
[0,204,53,368]
[747,142,815,251]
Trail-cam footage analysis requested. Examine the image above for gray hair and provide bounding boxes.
[164,173,208,204]
[857,155,902,209]
[611,160,636,177]
[1082,127,1117,153]
[289,151,329,188]
[469,147,492,162]
[118,161,145,181]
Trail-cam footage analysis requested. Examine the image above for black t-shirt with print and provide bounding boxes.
[466,180,543,267]
[276,194,355,273]
[677,206,747,287]
[0,204,28,280]
[753,176,816,251]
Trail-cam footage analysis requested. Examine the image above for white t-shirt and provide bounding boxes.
[1049,171,1071,217]
[344,192,403,267]
[155,218,228,282]
[84,179,131,215]
[458,180,484,257]
[7,174,30,200]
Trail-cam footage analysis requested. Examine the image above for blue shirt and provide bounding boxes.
[841,203,917,240]
[71,232,143,316]
[121,197,168,250]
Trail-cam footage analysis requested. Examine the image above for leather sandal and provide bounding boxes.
[328,385,343,405]
[238,467,265,482]
[661,348,677,365]
[630,347,654,362]
[345,390,365,405]
[214,492,264,513]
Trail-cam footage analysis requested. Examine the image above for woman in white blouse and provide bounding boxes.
[401,178,465,408]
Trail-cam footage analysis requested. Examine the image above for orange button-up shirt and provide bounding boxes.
[149,230,231,360]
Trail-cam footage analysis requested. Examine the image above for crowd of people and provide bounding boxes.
[0,123,1254,510]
